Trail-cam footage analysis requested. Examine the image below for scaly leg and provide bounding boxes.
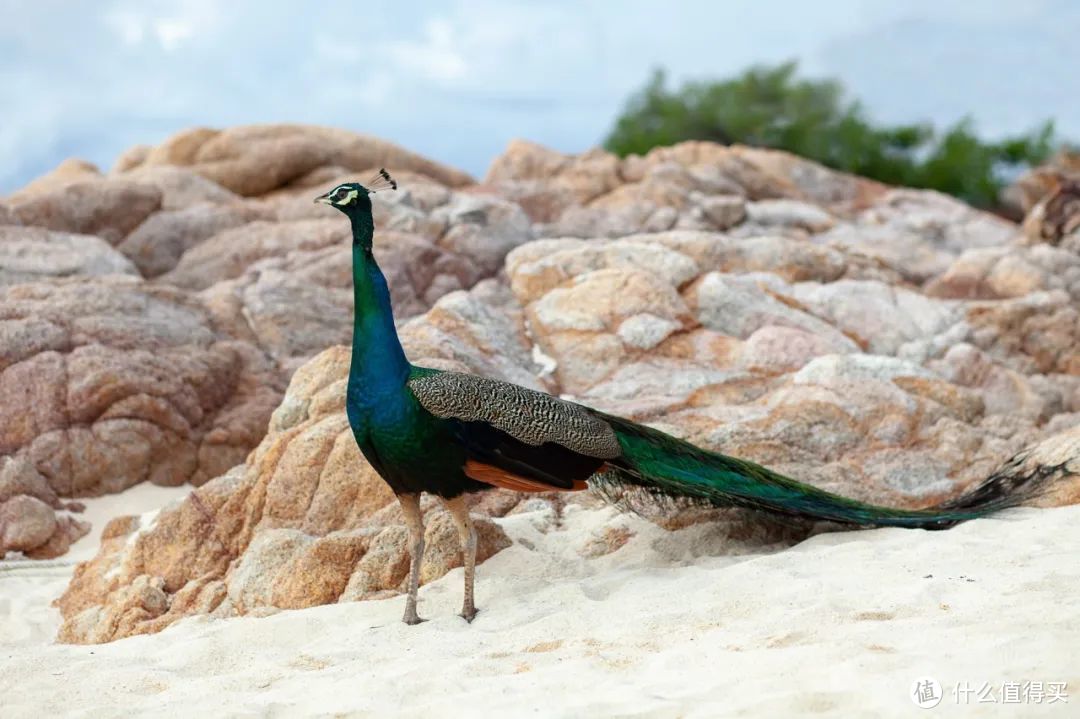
[443,495,478,622]
[398,493,425,625]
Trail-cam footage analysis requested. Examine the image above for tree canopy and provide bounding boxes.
[604,62,1059,210]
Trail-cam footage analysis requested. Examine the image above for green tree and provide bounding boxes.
[604,62,1058,209]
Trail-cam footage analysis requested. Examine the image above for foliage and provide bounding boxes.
[604,62,1059,209]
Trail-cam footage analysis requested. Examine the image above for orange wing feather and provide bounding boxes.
[464,459,588,493]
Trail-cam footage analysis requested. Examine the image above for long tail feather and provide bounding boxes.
[597,413,1048,529]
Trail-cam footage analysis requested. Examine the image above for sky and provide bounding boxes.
[1,0,1077,192]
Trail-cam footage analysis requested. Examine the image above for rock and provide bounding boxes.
[985,253,1057,298]
[127,125,473,196]
[931,343,1049,420]
[927,243,1080,303]
[550,201,677,239]
[0,495,56,551]
[858,189,1016,254]
[744,199,835,233]
[814,189,1018,284]
[194,231,492,373]
[1022,179,1080,249]
[816,224,955,283]
[1002,149,1080,218]
[432,193,533,276]
[117,203,267,277]
[0,494,90,558]
[198,251,354,371]
[161,219,349,290]
[224,529,365,612]
[120,166,240,211]
[699,195,747,230]
[688,273,854,346]
[729,145,887,209]
[528,267,694,392]
[0,277,284,497]
[506,236,701,305]
[485,140,622,222]
[0,455,60,507]
[788,279,958,356]
[678,234,847,283]
[57,574,172,644]
[144,127,222,167]
[737,325,854,373]
[999,424,1080,507]
[194,133,332,197]
[962,291,1080,376]
[8,179,162,245]
[0,454,82,558]
[161,180,527,317]
[5,159,102,202]
[0,126,498,564]
[0,202,19,226]
[506,232,847,306]
[110,144,152,173]
[487,140,887,242]
[0,226,139,285]
[402,280,548,391]
[492,207,1072,510]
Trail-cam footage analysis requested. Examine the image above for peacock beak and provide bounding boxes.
[313,191,333,205]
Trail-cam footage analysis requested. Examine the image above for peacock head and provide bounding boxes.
[313,169,397,217]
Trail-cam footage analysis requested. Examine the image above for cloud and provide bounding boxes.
[103,9,146,46]
[385,18,469,82]
[102,0,222,52]
[1,0,1077,193]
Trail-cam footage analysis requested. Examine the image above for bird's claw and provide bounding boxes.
[460,607,478,623]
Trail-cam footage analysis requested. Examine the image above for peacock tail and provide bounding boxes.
[594,412,1045,530]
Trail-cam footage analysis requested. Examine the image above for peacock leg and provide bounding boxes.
[398,493,425,625]
[443,495,478,622]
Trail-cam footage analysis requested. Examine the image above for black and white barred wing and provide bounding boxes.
[407,370,622,491]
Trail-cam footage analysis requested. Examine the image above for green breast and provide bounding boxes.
[354,388,470,495]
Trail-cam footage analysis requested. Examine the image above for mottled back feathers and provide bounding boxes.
[408,371,622,459]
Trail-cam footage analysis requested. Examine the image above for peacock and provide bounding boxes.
[316,172,1047,625]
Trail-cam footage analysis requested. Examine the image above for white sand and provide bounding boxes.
[2,493,1078,717]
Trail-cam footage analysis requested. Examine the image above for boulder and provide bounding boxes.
[486,140,886,236]
[1022,179,1080,250]
[926,243,1080,302]
[5,159,102,202]
[0,494,90,558]
[120,166,240,211]
[8,179,162,245]
[120,124,474,196]
[117,203,268,277]
[0,277,284,499]
[0,226,139,286]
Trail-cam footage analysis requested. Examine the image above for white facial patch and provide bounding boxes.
[333,188,360,206]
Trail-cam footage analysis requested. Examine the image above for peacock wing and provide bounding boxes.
[407,369,622,492]
[407,370,622,458]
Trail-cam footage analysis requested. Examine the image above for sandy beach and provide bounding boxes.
[3,494,1077,717]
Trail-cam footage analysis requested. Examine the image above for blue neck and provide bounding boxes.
[348,220,409,399]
